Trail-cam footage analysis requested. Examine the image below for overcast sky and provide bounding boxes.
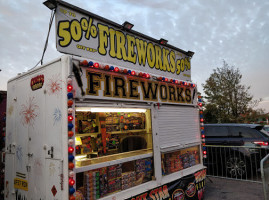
[0,0,268,112]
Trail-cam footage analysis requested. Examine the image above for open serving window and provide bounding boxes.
[74,107,154,198]
[75,107,153,167]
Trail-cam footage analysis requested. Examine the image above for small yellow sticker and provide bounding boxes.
[14,178,28,191]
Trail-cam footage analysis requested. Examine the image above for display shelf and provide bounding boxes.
[76,132,99,137]
[100,181,156,200]
[76,129,147,136]
[107,148,119,151]
[161,164,205,186]
[76,151,98,156]
[107,129,147,135]
[75,149,153,173]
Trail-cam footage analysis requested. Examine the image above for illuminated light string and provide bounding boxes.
[79,60,196,87]
[67,85,73,92]
[69,178,75,186]
[69,195,76,200]
[68,115,74,122]
[67,77,76,198]
[198,95,206,158]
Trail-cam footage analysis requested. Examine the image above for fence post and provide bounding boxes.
[261,154,269,200]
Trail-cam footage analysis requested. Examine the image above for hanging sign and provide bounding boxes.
[80,68,196,105]
[55,2,193,81]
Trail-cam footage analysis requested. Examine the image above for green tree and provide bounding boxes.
[202,61,254,123]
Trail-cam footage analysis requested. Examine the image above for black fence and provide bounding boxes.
[204,145,269,182]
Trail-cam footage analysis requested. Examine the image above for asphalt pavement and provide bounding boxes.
[204,176,264,200]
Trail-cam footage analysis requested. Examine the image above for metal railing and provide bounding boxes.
[204,145,269,182]
[261,154,269,200]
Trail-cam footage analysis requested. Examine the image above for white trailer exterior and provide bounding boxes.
[5,57,71,200]
[5,55,205,200]
[5,1,206,200]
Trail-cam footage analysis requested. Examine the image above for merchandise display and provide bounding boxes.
[107,165,122,193]
[161,146,200,175]
[75,109,153,167]
[121,171,135,190]
[135,158,153,184]
[77,158,153,199]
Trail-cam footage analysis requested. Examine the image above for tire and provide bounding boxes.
[225,155,248,178]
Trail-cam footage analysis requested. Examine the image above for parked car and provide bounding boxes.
[203,124,269,178]
[263,125,269,135]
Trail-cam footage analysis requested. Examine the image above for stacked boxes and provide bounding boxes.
[135,158,153,184]
[99,167,108,198]
[182,150,200,168]
[163,151,183,174]
[162,149,200,175]
[81,158,153,199]
[121,171,135,190]
[181,153,190,169]
[144,158,153,181]
[107,165,122,193]
[135,159,146,184]
[84,171,100,200]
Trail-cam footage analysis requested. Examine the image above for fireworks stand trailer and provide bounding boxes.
[5,1,206,200]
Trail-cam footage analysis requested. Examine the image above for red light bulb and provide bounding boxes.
[139,72,143,77]
[68,115,74,122]
[68,147,74,153]
[175,80,179,84]
[165,78,168,82]
[131,71,135,75]
[69,178,75,186]
[114,67,119,72]
[67,85,73,92]
[94,63,99,68]
[198,103,203,107]
[146,74,150,78]
[202,134,205,138]
[203,151,207,155]
[123,69,128,74]
[200,118,204,122]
